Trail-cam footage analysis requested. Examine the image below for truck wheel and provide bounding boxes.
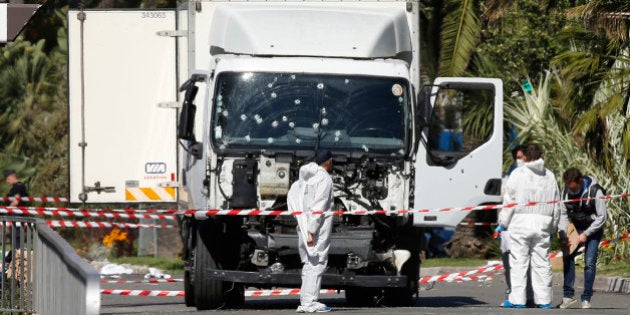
[225,283,245,306]
[345,287,377,306]
[384,254,419,306]
[383,286,414,306]
[194,228,224,310]
[184,270,195,307]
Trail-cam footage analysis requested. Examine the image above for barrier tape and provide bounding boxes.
[0,220,170,229]
[459,222,496,227]
[100,289,184,297]
[423,232,630,285]
[100,234,629,298]
[100,288,338,297]
[180,192,630,217]
[418,264,504,284]
[103,208,179,214]
[2,192,629,218]
[245,288,337,297]
[449,272,501,283]
[47,220,174,229]
[0,206,176,221]
[101,278,182,284]
[2,196,68,203]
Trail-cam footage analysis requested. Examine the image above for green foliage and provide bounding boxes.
[505,71,630,264]
[0,8,69,197]
[438,0,481,77]
[475,0,567,92]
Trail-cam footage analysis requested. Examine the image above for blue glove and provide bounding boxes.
[493,225,505,239]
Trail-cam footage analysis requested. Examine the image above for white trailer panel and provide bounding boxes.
[68,10,178,203]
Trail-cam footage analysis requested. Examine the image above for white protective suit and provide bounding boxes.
[499,158,561,306]
[287,162,334,307]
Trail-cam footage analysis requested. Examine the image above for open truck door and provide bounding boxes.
[414,78,503,227]
[68,9,180,203]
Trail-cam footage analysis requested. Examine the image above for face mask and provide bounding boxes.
[516,159,525,167]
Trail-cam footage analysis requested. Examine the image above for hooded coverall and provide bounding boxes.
[287,162,334,307]
[499,158,560,306]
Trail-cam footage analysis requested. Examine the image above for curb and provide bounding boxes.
[605,277,630,293]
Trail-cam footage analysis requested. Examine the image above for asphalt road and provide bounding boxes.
[100,272,629,315]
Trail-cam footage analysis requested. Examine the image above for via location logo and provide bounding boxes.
[145,162,167,174]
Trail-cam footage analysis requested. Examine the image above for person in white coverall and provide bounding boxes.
[288,149,334,313]
[499,144,560,309]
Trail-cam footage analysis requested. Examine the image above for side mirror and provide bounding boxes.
[177,76,204,140]
[417,85,433,129]
[190,142,203,160]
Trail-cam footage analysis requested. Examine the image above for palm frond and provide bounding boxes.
[438,0,481,77]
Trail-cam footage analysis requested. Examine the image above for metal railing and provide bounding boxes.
[1,216,100,314]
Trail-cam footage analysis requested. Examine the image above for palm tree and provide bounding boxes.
[505,71,630,262]
[552,0,630,164]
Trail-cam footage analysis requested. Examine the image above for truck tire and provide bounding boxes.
[184,270,195,307]
[384,254,419,306]
[345,287,377,307]
[383,286,414,306]
[194,227,224,310]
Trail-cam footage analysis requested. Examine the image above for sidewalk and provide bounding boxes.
[421,266,630,294]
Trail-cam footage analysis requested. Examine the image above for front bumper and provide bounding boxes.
[206,269,407,289]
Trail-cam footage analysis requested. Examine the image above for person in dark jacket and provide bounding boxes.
[557,167,607,309]
[4,169,29,207]
[3,169,29,265]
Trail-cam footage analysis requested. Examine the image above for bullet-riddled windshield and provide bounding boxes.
[211,72,409,156]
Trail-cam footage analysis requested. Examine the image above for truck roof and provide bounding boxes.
[208,3,412,59]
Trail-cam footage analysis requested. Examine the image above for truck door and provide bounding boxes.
[68,10,179,203]
[414,78,503,227]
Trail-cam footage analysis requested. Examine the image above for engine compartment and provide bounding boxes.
[203,153,418,272]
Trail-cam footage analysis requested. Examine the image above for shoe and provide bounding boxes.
[297,303,332,313]
[558,297,577,309]
[537,304,552,309]
[503,300,525,308]
[582,300,591,309]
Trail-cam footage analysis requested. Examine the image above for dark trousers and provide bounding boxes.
[563,229,602,302]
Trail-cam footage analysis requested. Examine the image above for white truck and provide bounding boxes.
[68,0,503,310]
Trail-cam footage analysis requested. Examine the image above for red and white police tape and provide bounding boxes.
[0,206,176,220]
[0,220,170,229]
[2,196,68,203]
[100,289,184,297]
[100,288,338,297]
[101,278,182,284]
[459,222,496,227]
[419,263,505,283]
[46,220,174,229]
[2,192,630,219]
[449,272,501,283]
[101,233,629,297]
[182,192,630,217]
